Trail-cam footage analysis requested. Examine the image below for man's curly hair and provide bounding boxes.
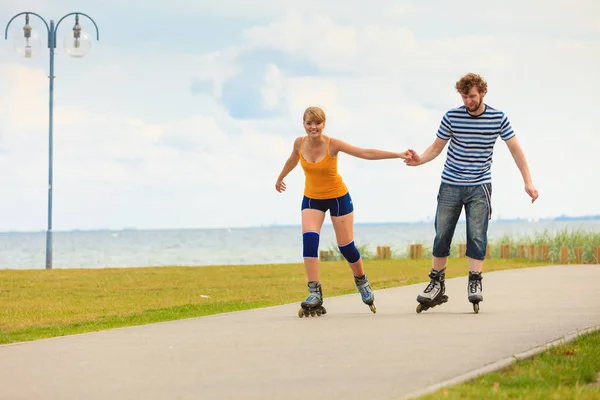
[455,73,488,95]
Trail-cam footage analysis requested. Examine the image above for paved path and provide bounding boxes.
[1,265,599,400]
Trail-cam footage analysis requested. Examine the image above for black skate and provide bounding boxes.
[468,271,483,314]
[298,281,327,318]
[416,268,448,314]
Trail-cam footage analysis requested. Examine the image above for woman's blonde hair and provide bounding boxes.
[303,106,326,124]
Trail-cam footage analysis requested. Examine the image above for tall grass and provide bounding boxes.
[483,228,600,263]
[327,228,600,263]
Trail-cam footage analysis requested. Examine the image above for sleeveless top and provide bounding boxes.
[298,137,348,199]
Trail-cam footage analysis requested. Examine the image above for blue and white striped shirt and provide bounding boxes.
[437,105,515,185]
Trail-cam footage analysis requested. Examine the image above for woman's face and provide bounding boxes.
[304,119,325,138]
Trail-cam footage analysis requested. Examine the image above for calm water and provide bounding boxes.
[1,220,599,270]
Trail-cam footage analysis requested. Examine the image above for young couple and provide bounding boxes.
[275,73,539,317]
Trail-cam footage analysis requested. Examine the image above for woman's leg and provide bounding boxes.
[330,193,375,311]
[330,211,364,277]
[301,208,326,281]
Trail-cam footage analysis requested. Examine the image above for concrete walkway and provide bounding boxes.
[1,265,599,400]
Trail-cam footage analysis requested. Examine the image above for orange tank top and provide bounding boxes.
[299,137,348,199]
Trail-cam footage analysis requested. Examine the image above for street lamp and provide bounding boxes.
[5,12,99,270]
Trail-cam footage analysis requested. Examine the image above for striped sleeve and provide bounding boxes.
[436,113,452,140]
[499,113,515,141]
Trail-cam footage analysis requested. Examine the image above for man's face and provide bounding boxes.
[461,86,485,113]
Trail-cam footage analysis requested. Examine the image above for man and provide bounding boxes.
[406,72,539,313]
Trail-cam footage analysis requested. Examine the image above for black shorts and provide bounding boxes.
[301,192,354,217]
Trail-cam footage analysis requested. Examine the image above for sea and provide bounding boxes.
[1,220,599,270]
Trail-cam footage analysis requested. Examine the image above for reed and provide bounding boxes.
[325,228,600,263]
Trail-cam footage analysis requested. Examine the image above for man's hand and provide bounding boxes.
[398,150,412,160]
[525,183,539,203]
[404,149,421,166]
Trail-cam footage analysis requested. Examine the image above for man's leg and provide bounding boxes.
[464,184,491,304]
[418,183,463,303]
[431,183,464,270]
[468,258,484,273]
[465,184,490,269]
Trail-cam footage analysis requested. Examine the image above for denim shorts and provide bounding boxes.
[301,192,354,217]
[432,183,492,261]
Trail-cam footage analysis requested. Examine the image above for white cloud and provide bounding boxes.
[243,14,519,78]
[0,63,48,132]
[260,64,284,110]
[1,0,599,231]
[244,15,359,71]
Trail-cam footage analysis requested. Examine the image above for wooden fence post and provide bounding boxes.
[485,244,491,259]
[458,244,466,258]
[377,246,391,260]
[594,247,600,264]
[416,244,423,259]
[535,244,542,260]
[559,246,569,264]
[501,244,511,259]
[319,250,334,261]
[575,247,584,264]
[517,245,525,259]
[541,245,549,261]
[528,244,535,260]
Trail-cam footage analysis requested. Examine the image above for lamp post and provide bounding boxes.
[5,12,99,269]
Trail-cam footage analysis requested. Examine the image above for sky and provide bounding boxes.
[0,0,599,232]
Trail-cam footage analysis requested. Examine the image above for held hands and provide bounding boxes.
[275,179,286,193]
[525,183,539,203]
[398,150,412,160]
[404,149,421,166]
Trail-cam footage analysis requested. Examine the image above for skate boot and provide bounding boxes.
[354,275,376,313]
[416,268,448,313]
[298,281,327,318]
[468,271,483,314]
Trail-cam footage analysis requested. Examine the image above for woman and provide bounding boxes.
[275,106,412,317]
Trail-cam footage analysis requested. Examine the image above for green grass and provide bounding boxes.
[0,258,545,344]
[418,330,600,400]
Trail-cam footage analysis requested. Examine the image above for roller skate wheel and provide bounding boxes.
[310,311,316,317]
[473,303,479,314]
[298,308,304,318]
[416,304,423,313]
[369,304,376,314]
[316,309,323,316]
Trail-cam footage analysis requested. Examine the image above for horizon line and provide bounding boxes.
[1,215,599,234]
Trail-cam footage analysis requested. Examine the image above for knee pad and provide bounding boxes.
[302,232,319,258]
[338,241,361,264]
